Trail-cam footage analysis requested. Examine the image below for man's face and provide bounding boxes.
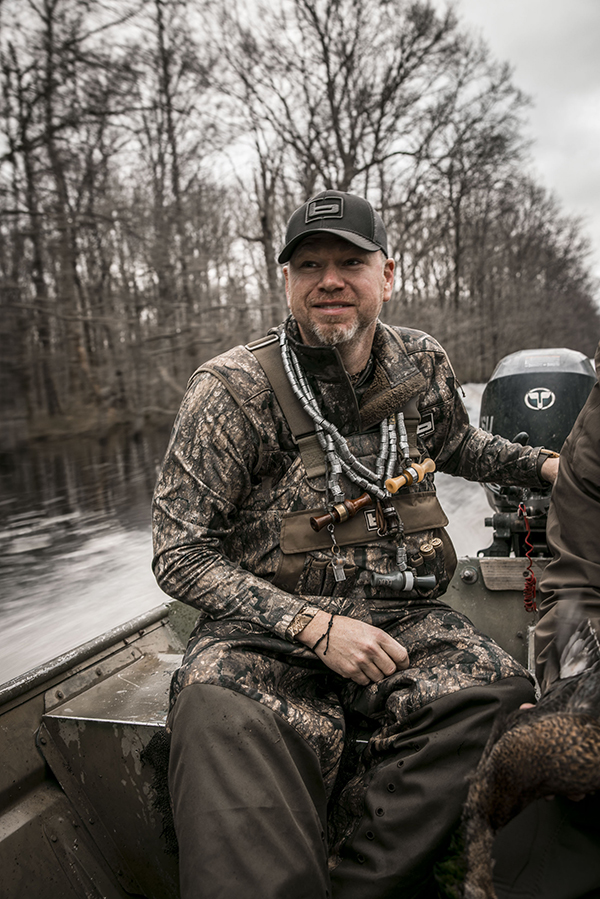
[284,234,394,350]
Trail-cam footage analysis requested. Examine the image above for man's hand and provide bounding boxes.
[298,611,409,685]
[541,454,559,484]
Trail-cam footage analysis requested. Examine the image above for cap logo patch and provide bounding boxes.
[305,197,344,223]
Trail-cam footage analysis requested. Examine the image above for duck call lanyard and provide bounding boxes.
[279,330,411,580]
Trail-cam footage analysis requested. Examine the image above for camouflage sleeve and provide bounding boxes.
[402,331,547,487]
[151,371,307,640]
[536,352,600,687]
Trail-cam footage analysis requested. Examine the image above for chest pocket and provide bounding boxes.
[273,491,449,593]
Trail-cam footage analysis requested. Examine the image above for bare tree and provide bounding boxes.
[220,0,464,192]
[0,0,597,441]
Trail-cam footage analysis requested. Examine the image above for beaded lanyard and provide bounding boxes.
[279,330,411,580]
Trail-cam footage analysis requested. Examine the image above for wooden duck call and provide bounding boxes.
[384,458,436,494]
[310,493,373,532]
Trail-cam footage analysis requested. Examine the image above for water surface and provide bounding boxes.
[0,387,489,685]
[0,427,171,683]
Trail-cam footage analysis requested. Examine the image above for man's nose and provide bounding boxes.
[317,263,345,290]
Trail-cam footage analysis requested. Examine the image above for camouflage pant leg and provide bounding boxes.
[169,619,347,795]
[170,602,534,896]
[169,683,332,899]
[349,597,531,725]
[328,600,535,897]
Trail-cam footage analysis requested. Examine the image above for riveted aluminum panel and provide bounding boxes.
[445,556,546,669]
[39,631,182,899]
[0,780,130,899]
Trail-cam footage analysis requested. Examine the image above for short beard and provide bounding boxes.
[308,318,360,347]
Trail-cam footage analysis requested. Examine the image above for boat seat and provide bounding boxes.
[38,614,183,899]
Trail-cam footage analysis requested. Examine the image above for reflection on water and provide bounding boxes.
[0,426,173,684]
[0,386,490,687]
[0,425,167,527]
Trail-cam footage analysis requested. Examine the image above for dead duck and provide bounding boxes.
[462,618,600,899]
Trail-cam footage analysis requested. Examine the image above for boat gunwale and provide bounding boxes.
[0,604,170,706]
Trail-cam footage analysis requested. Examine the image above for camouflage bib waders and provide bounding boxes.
[153,321,546,898]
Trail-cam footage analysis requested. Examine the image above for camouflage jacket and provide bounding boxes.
[536,340,600,688]
[152,320,548,640]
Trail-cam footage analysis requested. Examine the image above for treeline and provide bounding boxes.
[1,0,598,446]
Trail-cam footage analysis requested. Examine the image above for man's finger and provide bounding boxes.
[375,654,399,678]
[381,635,410,669]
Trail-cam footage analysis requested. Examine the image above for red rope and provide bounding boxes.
[518,502,537,613]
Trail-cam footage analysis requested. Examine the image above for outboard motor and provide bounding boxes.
[479,347,595,557]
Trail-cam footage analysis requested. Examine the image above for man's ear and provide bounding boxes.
[383,257,395,303]
[283,265,292,309]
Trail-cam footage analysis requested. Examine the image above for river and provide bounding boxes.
[0,386,490,685]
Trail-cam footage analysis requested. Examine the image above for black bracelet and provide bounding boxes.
[312,614,334,655]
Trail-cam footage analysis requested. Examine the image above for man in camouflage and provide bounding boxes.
[152,191,559,899]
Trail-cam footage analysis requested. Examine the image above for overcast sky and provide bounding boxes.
[448,0,600,282]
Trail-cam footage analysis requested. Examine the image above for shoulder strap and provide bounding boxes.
[247,330,422,475]
[247,335,327,478]
[379,324,422,461]
[403,396,421,461]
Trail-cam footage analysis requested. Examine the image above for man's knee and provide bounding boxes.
[169,683,327,810]
[169,684,331,899]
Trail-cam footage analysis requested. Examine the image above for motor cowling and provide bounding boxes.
[479,347,595,557]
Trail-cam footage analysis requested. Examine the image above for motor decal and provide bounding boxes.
[524,387,556,411]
